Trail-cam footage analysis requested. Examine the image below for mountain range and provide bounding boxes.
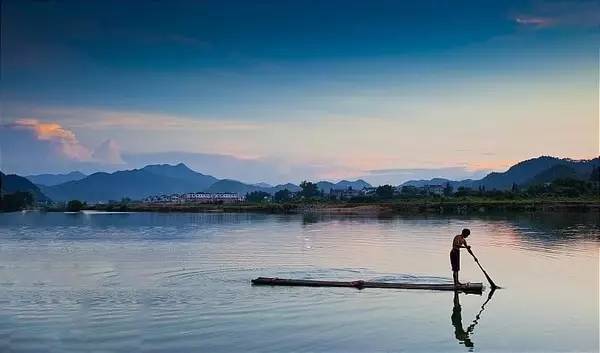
[25,163,371,202]
[25,171,87,186]
[0,172,49,201]
[2,155,597,203]
[402,156,599,190]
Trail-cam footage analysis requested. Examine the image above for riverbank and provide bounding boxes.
[81,198,600,215]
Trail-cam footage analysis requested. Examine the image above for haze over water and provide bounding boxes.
[0,211,598,352]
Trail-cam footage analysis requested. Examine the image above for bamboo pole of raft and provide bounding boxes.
[251,277,484,294]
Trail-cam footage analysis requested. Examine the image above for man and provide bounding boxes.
[450,228,471,286]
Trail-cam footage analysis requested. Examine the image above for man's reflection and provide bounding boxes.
[451,288,496,351]
[451,291,474,348]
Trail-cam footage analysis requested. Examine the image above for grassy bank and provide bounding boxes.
[83,197,600,214]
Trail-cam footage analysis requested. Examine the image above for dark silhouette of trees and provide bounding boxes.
[246,191,271,202]
[273,189,292,202]
[444,182,454,196]
[299,181,320,198]
[67,200,85,212]
[590,167,600,183]
[0,192,33,212]
[375,185,394,199]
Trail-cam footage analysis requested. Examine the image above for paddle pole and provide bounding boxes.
[467,247,499,289]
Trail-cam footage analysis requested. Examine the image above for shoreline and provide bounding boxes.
[77,199,600,215]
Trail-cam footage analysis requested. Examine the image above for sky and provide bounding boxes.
[1,0,598,185]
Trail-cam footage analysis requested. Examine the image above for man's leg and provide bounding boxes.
[453,271,461,286]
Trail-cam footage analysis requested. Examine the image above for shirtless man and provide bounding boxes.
[450,228,471,286]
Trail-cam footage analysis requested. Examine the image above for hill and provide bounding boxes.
[527,165,579,185]
[140,163,218,190]
[26,171,87,186]
[400,177,455,188]
[41,163,219,202]
[1,172,50,201]
[473,156,597,190]
[270,183,302,193]
[316,180,372,193]
[401,156,599,190]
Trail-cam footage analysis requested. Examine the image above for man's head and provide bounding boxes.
[461,228,470,237]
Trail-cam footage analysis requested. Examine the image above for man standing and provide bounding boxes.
[450,228,471,286]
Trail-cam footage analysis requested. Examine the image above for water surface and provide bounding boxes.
[0,211,598,352]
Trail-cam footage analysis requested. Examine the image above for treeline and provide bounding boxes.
[0,191,90,212]
[0,191,34,212]
[245,177,600,204]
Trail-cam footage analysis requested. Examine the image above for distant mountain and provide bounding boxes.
[270,183,302,193]
[140,163,217,190]
[402,178,454,188]
[401,156,599,190]
[41,163,219,202]
[205,179,371,195]
[316,180,372,193]
[527,165,578,185]
[316,181,335,193]
[205,179,264,194]
[33,156,597,202]
[1,172,49,201]
[335,179,372,190]
[37,163,308,201]
[26,171,87,186]
[473,156,598,190]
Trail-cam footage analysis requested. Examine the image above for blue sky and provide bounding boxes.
[1,0,598,184]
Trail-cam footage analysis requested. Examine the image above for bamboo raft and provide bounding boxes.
[251,277,484,294]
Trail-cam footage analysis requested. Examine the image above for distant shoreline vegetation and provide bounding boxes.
[101,198,600,215]
[1,155,599,213]
[10,176,598,214]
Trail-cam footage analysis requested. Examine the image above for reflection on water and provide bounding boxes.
[0,211,597,352]
[451,289,497,351]
[452,291,475,349]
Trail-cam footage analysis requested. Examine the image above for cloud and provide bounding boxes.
[92,139,125,164]
[4,119,92,161]
[514,17,553,27]
[0,119,127,174]
[25,107,263,132]
[513,1,600,28]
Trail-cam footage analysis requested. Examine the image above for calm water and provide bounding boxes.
[0,211,598,353]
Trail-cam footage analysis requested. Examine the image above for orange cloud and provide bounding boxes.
[11,119,92,161]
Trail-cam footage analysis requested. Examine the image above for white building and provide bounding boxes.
[144,192,244,204]
[423,185,445,196]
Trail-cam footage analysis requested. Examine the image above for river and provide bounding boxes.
[0,211,598,352]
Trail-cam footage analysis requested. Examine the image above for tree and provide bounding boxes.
[246,191,271,203]
[0,192,33,212]
[273,189,292,202]
[455,187,476,197]
[400,185,419,197]
[67,200,85,212]
[444,182,454,196]
[590,167,600,183]
[375,184,395,199]
[551,178,590,197]
[299,181,320,198]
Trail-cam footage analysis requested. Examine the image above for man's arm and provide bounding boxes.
[461,238,471,249]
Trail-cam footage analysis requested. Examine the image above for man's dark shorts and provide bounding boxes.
[450,249,460,271]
